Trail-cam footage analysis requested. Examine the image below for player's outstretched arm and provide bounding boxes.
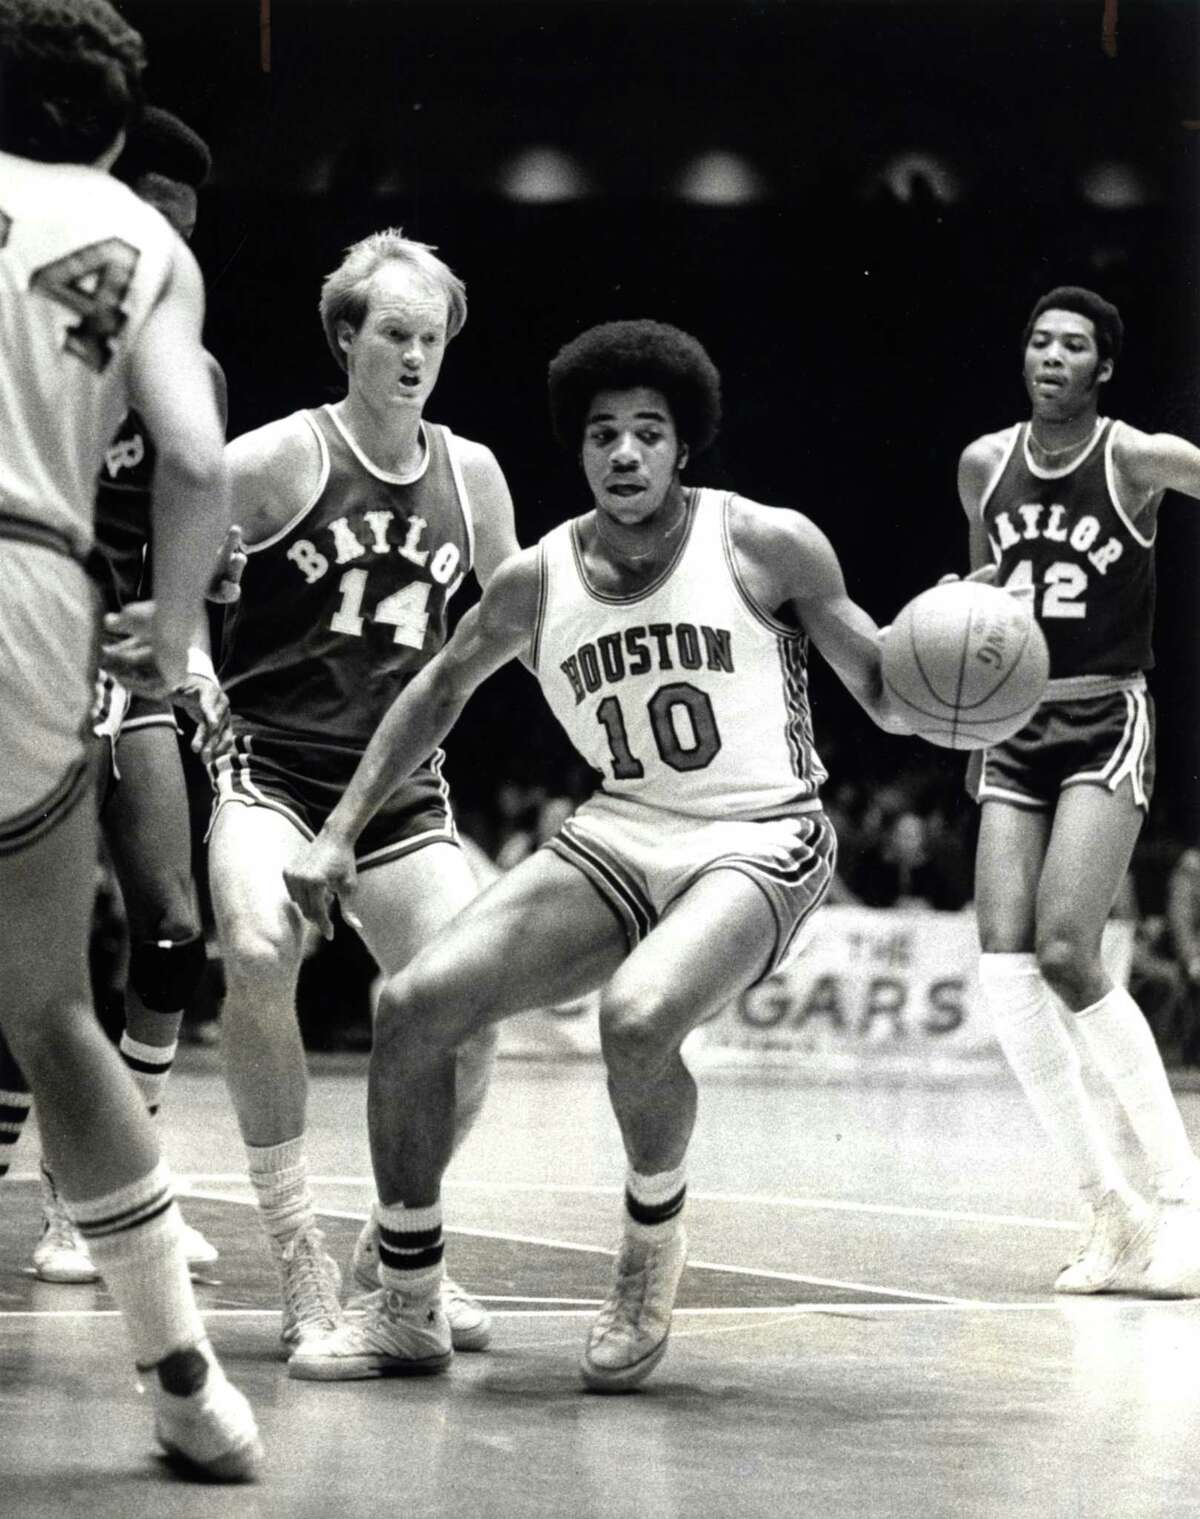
[732,499,909,734]
[1114,426,1200,506]
[128,240,229,689]
[284,548,542,936]
[790,529,911,734]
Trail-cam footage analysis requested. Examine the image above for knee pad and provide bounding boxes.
[129,933,207,1013]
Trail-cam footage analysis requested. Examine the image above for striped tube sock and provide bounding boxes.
[625,1162,688,1242]
[375,1199,444,1300]
[66,1161,203,1369]
[0,1081,32,1180]
[118,1033,176,1117]
[247,1136,315,1250]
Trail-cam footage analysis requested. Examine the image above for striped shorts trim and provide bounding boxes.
[0,756,91,858]
[973,685,1156,813]
[209,731,459,873]
[1,540,96,843]
[92,671,176,742]
[546,800,837,982]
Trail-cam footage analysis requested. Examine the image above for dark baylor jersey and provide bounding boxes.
[93,408,155,614]
[978,419,1155,679]
[219,408,475,747]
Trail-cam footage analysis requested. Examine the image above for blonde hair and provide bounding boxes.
[318,228,467,372]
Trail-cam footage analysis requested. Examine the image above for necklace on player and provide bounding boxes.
[597,492,689,566]
[1030,417,1102,460]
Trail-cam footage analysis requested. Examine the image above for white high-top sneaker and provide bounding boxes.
[1054,1190,1154,1293]
[581,1227,688,1392]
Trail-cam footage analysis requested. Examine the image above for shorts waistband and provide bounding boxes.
[1043,672,1146,702]
[0,512,88,566]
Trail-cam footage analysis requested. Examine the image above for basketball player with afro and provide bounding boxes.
[282,319,915,1389]
[960,286,1200,1296]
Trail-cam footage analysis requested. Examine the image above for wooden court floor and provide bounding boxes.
[3,1048,1199,1518]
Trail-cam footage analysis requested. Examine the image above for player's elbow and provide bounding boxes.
[154,433,229,500]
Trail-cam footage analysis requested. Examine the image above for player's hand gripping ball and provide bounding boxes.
[882,580,1049,750]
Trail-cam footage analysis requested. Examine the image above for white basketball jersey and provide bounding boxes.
[0,151,175,556]
[533,488,827,819]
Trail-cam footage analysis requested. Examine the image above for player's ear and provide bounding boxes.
[676,442,690,474]
[336,321,356,358]
[1097,357,1114,386]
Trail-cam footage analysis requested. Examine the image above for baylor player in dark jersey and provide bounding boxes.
[959,286,1200,1299]
[205,229,519,1363]
[4,105,236,1286]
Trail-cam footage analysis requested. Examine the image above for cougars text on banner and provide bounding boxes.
[691,906,1134,1068]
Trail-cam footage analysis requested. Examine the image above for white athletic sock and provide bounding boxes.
[375,1199,444,1299]
[65,1161,203,1369]
[118,1032,176,1117]
[625,1162,688,1242]
[246,1136,314,1250]
[1071,984,1200,1201]
[979,953,1133,1201]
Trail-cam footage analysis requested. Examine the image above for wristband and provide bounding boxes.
[185,646,217,683]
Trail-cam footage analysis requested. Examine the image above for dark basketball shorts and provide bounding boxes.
[93,670,176,741]
[544,791,837,984]
[969,681,1155,813]
[92,670,176,741]
[208,725,459,871]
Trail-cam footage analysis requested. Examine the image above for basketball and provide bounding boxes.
[882,580,1049,750]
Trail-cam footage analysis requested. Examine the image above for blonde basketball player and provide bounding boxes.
[283,320,911,1390]
[0,0,259,1480]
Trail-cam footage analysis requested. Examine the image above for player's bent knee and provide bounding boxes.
[598,990,680,1076]
[129,933,206,1014]
[977,921,1032,956]
[1035,932,1099,1003]
[376,970,481,1060]
[459,1023,499,1062]
[219,926,301,996]
[5,999,100,1077]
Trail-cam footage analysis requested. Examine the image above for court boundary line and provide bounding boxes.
[158,1171,1082,1234]
[0,1302,1084,1322]
[179,1185,986,1307]
[2,1175,1108,1320]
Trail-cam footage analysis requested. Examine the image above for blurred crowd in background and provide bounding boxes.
[87,0,1200,1066]
[88,732,1200,1070]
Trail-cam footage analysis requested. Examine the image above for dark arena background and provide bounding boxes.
[8,7,1200,1515]
[122,0,1200,873]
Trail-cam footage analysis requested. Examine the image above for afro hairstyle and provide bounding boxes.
[547,319,722,455]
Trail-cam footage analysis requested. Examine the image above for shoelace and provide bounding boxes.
[40,1186,86,1254]
[41,1207,85,1253]
[282,1234,340,1332]
[1067,1201,1128,1269]
[595,1255,651,1334]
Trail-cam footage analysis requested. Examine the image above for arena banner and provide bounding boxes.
[686,906,1135,1071]
[496,905,1134,1068]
